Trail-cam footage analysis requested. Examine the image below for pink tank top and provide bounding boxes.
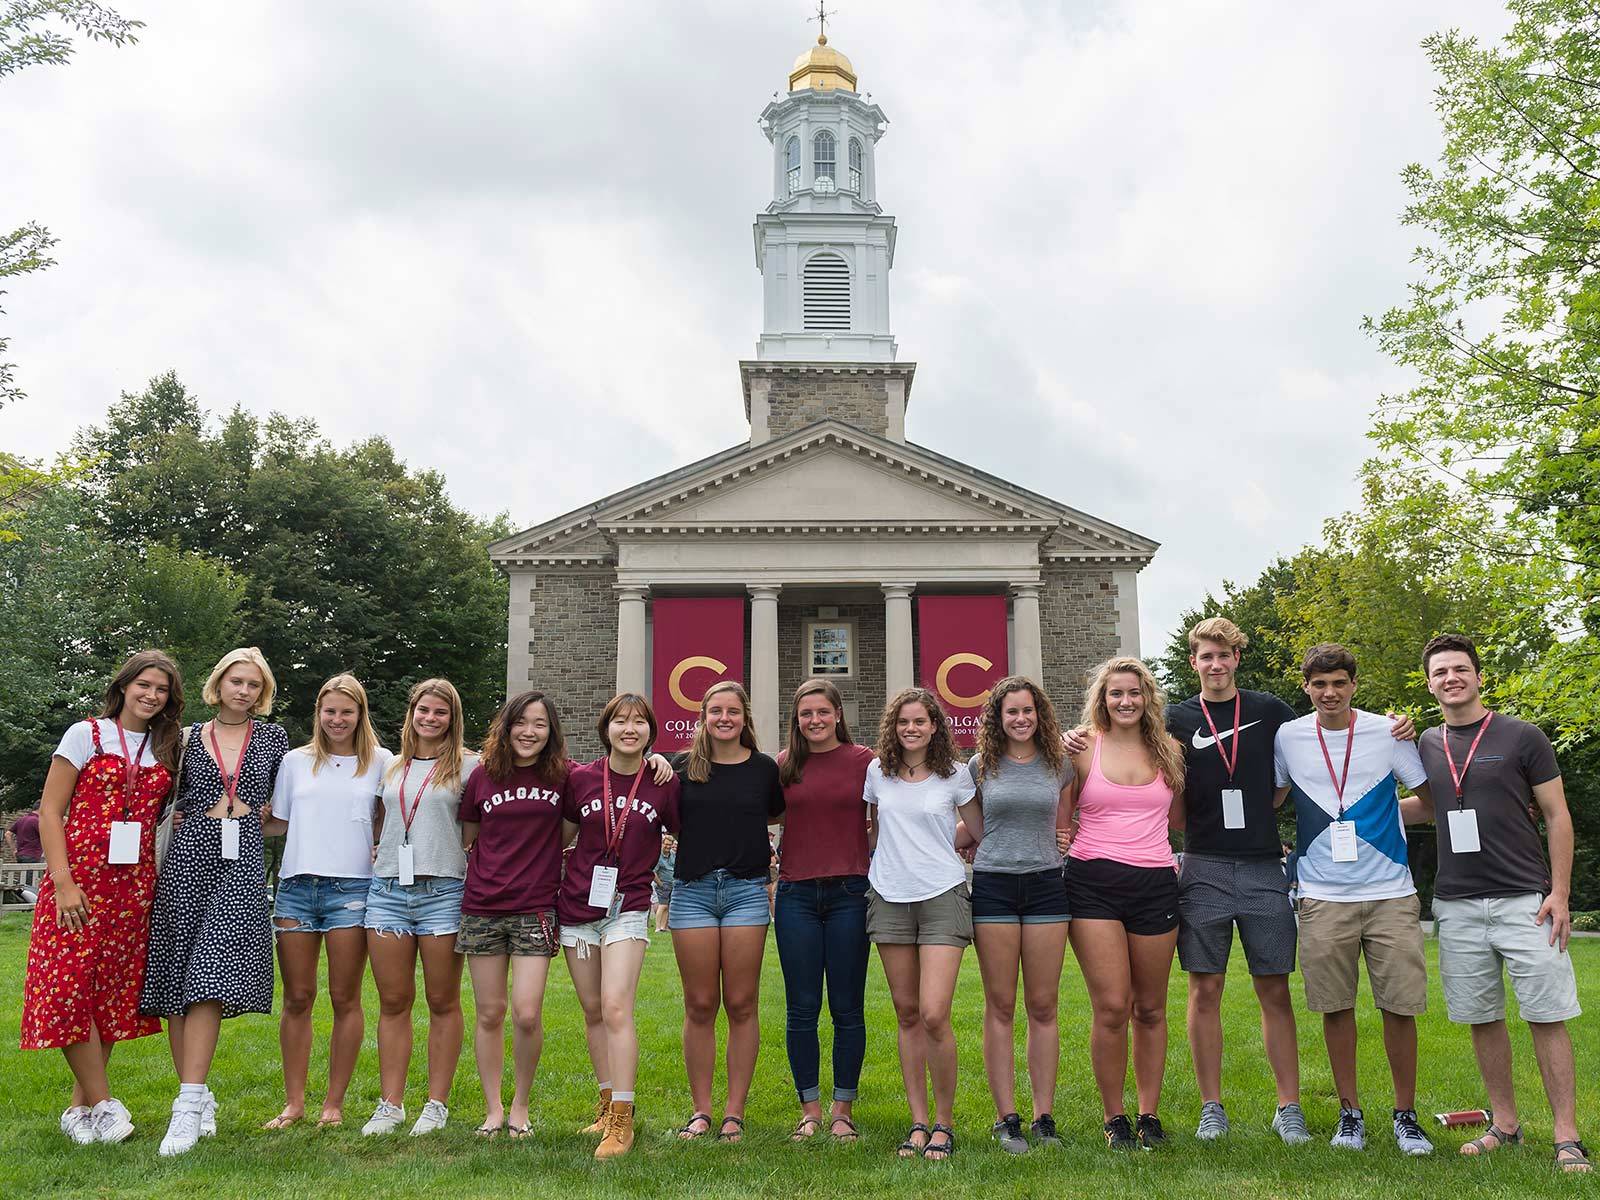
[1068,734,1176,869]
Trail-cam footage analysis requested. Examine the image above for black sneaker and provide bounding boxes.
[1136,1113,1167,1150]
[1031,1113,1062,1146]
[1104,1114,1136,1149]
[991,1112,1027,1155]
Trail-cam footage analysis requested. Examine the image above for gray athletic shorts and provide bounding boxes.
[1176,854,1297,976]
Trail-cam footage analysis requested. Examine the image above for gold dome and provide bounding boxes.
[789,34,856,93]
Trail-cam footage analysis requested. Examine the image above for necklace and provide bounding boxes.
[215,715,250,727]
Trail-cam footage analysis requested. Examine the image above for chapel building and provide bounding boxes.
[489,31,1158,756]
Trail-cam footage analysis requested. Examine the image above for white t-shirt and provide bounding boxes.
[1273,708,1428,903]
[863,758,977,903]
[55,719,162,770]
[272,746,394,880]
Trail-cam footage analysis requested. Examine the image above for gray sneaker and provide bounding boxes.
[1392,1109,1434,1156]
[1330,1106,1365,1151]
[1272,1103,1312,1146]
[991,1112,1028,1154]
[1196,1101,1229,1140]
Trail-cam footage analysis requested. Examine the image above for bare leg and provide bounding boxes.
[322,926,367,1122]
[176,1001,224,1085]
[1322,1009,1359,1109]
[366,929,418,1104]
[1128,929,1177,1115]
[467,953,510,1127]
[1020,922,1068,1118]
[877,943,929,1148]
[919,944,966,1138]
[564,945,610,1089]
[1070,919,1133,1119]
[1529,1020,1581,1144]
[1253,974,1300,1106]
[1187,972,1225,1104]
[63,1026,112,1108]
[507,954,551,1128]
[974,923,1021,1118]
[672,926,722,1122]
[417,933,464,1105]
[720,925,767,1125]
[271,924,322,1123]
[598,937,649,1092]
[1379,1011,1417,1111]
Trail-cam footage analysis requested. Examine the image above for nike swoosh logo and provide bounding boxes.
[1192,720,1263,750]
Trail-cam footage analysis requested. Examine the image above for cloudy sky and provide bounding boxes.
[4,0,1513,651]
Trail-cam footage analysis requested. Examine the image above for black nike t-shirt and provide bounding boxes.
[1167,690,1298,859]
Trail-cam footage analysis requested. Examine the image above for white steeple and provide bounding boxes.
[753,22,896,363]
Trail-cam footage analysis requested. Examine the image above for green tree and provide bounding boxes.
[1152,557,1304,712]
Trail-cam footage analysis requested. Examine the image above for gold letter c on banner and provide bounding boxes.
[936,652,994,709]
[669,656,728,712]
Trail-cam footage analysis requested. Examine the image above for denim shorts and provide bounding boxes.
[970,867,1070,924]
[668,870,771,930]
[364,875,466,938]
[274,874,370,934]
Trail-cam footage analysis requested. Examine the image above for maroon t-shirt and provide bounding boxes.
[11,811,42,861]
[776,743,874,881]
[558,758,681,924]
[460,761,566,915]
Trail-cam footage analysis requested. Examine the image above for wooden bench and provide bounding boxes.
[0,862,45,910]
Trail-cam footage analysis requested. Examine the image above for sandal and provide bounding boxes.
[923,1123,955,1161]
[474,1122,503,1139]
[1461,1123,1521,1155]
[678,1112,713,1140]
[717,1115,745,1143]
[791,1115,822,1142]
[261,1113,301,1131]
[508,1124,533,1140]
[897,1122,930,1159]
[1556,1140,1593,1173]
[830,1115,859,1143]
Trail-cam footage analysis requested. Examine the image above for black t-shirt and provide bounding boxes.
[672,752,786,883]
[1167,690,1298,859]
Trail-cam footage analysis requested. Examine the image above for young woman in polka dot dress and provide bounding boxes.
[21,651,185,1147]
[140,647,288,1157]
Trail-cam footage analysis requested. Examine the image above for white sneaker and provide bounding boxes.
[361,1100,406,1137]
[91,1098,135,1145]
[1330,1106,1366,1151]
[60,1105,95,1145]
[200,1090,217,1137]
[409,1099,449,1136]
[158,1096,204,1157]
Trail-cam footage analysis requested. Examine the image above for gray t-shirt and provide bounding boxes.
[967,753,1074,874]
[373,753,478,880]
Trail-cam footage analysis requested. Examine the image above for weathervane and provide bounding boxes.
[810,1,836,44]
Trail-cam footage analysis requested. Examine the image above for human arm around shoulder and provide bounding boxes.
[647,752,673,785]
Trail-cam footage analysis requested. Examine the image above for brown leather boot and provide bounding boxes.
[581,1089,612,1135]
[596,1101,635,1159]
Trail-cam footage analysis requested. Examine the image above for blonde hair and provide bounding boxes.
[388,678,468,794]
[202,646,277,715]
[685,680,759,784]
[1188,616,1248,655]
[1080,656,1185,793]
[305,673,382,777]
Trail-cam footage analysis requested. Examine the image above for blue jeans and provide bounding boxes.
[773,875,869,1103]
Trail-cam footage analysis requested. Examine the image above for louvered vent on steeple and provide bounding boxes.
[802,252,851,330]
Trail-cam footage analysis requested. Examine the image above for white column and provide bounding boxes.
[1011,583,1043,686]
[1112,568,1141,657]
[615,585,649,695]
[882,583,915,698]
[748,584,782,752]
[506,569,536,695]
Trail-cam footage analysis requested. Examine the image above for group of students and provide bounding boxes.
[15,620,1589,1171]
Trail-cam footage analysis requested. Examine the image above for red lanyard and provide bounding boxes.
[398,758,440,843]
[1442,712,1494,809]
[209,720,254,815]
[1315,711,1356,819]
[1199,693,1242,780]
[601,761,644,861]
[114,721,150,820]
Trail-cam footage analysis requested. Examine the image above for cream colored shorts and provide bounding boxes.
[1298,893,1427,1015]
[1434,893,1581,1024]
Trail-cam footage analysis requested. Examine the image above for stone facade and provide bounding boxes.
[1040,563,1122,719]
[765,368,891,439]
[774,599,886,745]
[525,569,618,761]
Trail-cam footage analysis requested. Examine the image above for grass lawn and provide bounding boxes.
[0,912,1595,1198]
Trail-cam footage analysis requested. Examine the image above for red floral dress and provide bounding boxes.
[20,721,170,1049]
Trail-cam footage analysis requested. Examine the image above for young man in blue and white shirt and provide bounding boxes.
[1273,644,1435,1156]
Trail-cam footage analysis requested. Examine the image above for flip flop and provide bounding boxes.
[678,1112,713,1140]
[508,1124,533,1140]
[474,1123,503,1139]
[717,1115,745,1143]
[316,1115,343,1129]
[261,1113,301,1131]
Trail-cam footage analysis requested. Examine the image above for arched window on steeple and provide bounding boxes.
[813,131,836,189]
[785,137,801,196]
[848,137,863,193]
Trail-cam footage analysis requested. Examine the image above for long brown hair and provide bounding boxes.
[685,680,759,784]
[387,677,469,794]
[974,675,1064,782]
[1080,656,1185,792]
[305,673,382,777]
[102,649,184,772]
[780,677,854,787]
[480,691,567,785]
[875,686,959,780]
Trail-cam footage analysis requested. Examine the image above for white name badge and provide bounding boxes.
[588,864,619,912]
[108,821,141,864]
[398,843,416,886]
[1330,820,1359,863]
[1446,808,1482,854]
[220,818,240,861]
[1221,789,1246,830]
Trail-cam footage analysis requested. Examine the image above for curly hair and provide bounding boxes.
[875,686,960,779]
[973,676,1064,783]
[480,690,567,785]
[1079,656,1185,793]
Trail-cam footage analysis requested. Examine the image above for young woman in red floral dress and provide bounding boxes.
[21,650,185,1146]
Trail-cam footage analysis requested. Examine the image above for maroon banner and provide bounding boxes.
[917,595,1009,748]
[651,596,746,752]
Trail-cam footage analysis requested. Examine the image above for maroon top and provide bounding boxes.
[776,743,874,881]
[558,758,680,923]
[460,761,566,915]
[11,810,42,861]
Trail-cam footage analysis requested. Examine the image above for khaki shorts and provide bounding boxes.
[1297,894,1426,1015]
[866,882,972,948]
[1434,893,1582,1024]
[455,911,558,958]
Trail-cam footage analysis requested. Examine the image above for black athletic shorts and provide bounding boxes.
[1176,854,1297,975]
[971,867,1070,924]
[1065,856,1178,936]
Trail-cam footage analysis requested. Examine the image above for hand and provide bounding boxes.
[1062,727,1090,756]
[54,878,89,931]
[1386,711,1417,742]
[172,808,185,829]
[1055,828,1072,854]
[956,844,976,864]
[1536,893,1572,951]
[371,844,379,864]
[648,753,674,785]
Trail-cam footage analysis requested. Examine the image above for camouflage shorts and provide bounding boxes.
[455,910,558,957]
